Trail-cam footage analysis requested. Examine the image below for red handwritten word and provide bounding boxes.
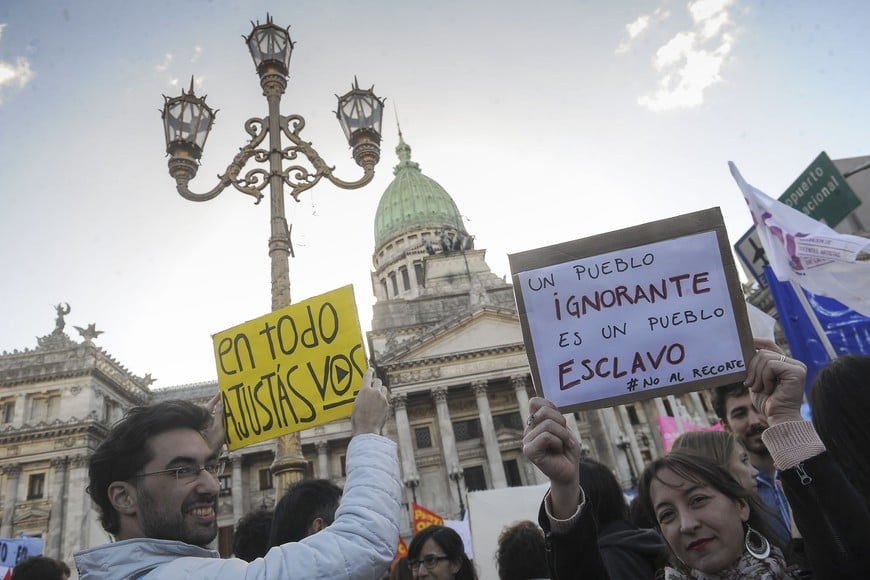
[553,272,710,320]
[557,343,686,390]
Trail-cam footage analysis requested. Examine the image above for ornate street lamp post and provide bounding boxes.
[160,15,385,490]
[404,476,420,505]
[616,433,638,489]
[448,465,465,519]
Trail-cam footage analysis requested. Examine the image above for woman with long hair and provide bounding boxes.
[670,430,758,493]
[406,525,476,580]
[636,453,794,577]
[669,429,798,554]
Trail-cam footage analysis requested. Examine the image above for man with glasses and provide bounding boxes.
[75,368,400,579]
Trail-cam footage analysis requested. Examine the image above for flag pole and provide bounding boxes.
[787,280,838,359]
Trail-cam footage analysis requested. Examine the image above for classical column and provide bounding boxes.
[391,393,419,482]
[315,441,330,480]
[472,381,507,489]
[564,412,581,440]
[512,375,547,484]
[688,392,708,424]
[599,407,633,489]
[1,463,22,537]
[616,405,645,474]
[432,386,461,505]
[588,410,617,466]
[640,399,666,458]
[510,374,532,425]
[230,454,244,518]
[63,455,90,559]
[47,457,70,558]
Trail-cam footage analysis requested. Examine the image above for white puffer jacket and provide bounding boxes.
[74,434,401,580]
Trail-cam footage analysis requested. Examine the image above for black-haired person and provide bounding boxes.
[524,414,667,579]
[577,459,667,577]
[495,520,549,580]
[11,556,70,580]
[745,345,870,577]
[268,478,342,547]
[522,400,608,580]
[406,525,476,580]
[232,508,273,562]
[75,368,401,580]
[808,354,870,508]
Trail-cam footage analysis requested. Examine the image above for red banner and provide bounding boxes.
[392,535,408,569]
[411,502,444,533]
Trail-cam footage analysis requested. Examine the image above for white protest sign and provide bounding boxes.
[509,208,753,411]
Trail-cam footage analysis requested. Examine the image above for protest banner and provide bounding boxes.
[0,536,43,578]
[411,502,444,533]
[763,265,870,390]
[392,535,408,569]
[509,208,754,412]
[213,285,367,450]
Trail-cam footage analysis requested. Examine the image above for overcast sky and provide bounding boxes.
[1,0,867,387]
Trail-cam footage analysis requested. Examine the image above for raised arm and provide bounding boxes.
[747,345,870,578]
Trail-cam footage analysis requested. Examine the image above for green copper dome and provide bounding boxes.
[374,134,466,249]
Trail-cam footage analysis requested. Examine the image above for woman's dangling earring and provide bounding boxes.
[744,525,771,560]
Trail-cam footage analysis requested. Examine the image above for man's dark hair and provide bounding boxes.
[711,382,748,423]
[495,520,547,580]
[87,400,212,534]
[268,478,342,547]
[810,355,870,507]
[11,555,70,580]
[578,458,628,526]
[233,508,273,561]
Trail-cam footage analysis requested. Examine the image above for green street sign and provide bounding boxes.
[779,151,861,226]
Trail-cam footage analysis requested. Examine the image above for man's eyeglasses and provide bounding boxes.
[407,555,450,571]
[131,460,225,481]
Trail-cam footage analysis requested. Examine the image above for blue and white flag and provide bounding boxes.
[764,266,870,388]
[729,162,870,317]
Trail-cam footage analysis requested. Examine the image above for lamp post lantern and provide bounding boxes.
[160,14,385,489]
[404,476,420,505]
[448,465,465,519]
[616,433,638,489]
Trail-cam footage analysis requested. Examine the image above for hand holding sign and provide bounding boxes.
[350,367,390,436]
[522,397,581,520]
[213,285,368,450]
[204,392,226,453]
[745,341,806,427]
[523,398,579,487]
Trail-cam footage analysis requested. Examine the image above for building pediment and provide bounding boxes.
[380,306,523,365]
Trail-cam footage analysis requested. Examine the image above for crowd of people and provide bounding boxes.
[8,349,863,579]
[525,347,870,579]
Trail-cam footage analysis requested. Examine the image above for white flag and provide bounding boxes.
[729,162,870,317]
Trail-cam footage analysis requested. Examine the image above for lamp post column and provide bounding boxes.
[258,72,308,492]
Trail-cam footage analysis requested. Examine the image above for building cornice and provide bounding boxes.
[381,343,526,372]
[0,416,109,445]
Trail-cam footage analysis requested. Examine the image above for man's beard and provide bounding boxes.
[138,487,217,547]
[743,423,769,455]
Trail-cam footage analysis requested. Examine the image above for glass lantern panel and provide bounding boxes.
[248,25,291,69]
[164,99,213,149]
[337,92,384,142]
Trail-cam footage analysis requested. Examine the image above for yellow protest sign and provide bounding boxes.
[212,285,367,450]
